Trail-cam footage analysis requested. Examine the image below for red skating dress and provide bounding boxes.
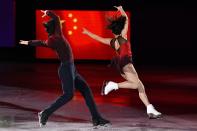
[110,36,133,74]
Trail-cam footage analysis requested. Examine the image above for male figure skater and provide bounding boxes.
[19,10,110,127]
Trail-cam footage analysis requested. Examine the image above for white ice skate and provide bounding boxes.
[147,104,162,119]
[101,81,118,95]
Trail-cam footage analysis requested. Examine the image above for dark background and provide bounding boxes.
[0,0,15,47]
[0,0,197,66]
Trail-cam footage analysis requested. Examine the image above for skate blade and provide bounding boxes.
[39,121,46,128]
[93,123,111,129]
[38,113,46,127]
[39,123,45,128]
[101,81,108,95]
[148,113,163,119]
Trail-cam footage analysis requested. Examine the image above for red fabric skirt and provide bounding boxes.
[110,55,133,74]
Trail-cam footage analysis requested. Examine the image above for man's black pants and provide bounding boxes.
[43,62,101,119]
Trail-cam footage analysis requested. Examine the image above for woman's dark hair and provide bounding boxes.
[107,15,126,35]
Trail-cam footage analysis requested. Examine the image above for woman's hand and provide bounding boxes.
[114,6,123,11]
[19,40,28,45]
[41,10,48,18]
[82,28,89,35]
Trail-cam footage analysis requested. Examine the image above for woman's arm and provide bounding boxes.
[114,6,128,39]
[82,28,112,45]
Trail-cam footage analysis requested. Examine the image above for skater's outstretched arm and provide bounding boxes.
[82,28,112,45]
[114,6,129,39]
[19,40,48,47]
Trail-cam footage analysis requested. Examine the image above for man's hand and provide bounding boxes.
[114,6,123,11]
[19,40,28,45]
[41,10,48,18]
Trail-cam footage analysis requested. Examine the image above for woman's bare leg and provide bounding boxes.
[103,63,162,118]
[118,81,138,89]
[114,64,149,106]
[117,75,150,106]
[137,80,150,107]
[120,64,162,118]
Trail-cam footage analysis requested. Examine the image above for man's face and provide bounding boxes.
[43,19,55,36]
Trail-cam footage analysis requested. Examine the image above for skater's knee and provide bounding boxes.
[83,86,91,93]
[78,85,91,94]
[61,92,74,101]
[131,80,141,89]
[67,93,74,100]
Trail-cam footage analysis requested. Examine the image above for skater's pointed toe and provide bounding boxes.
[101,81,118,95]
[148,113,163,119]
[147,104,162,119]
[101,81,108,95]
[38,111,48,127]
[92,117,111,127]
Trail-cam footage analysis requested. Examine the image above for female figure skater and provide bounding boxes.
[82,6,162,119]
[19,10,110,127]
